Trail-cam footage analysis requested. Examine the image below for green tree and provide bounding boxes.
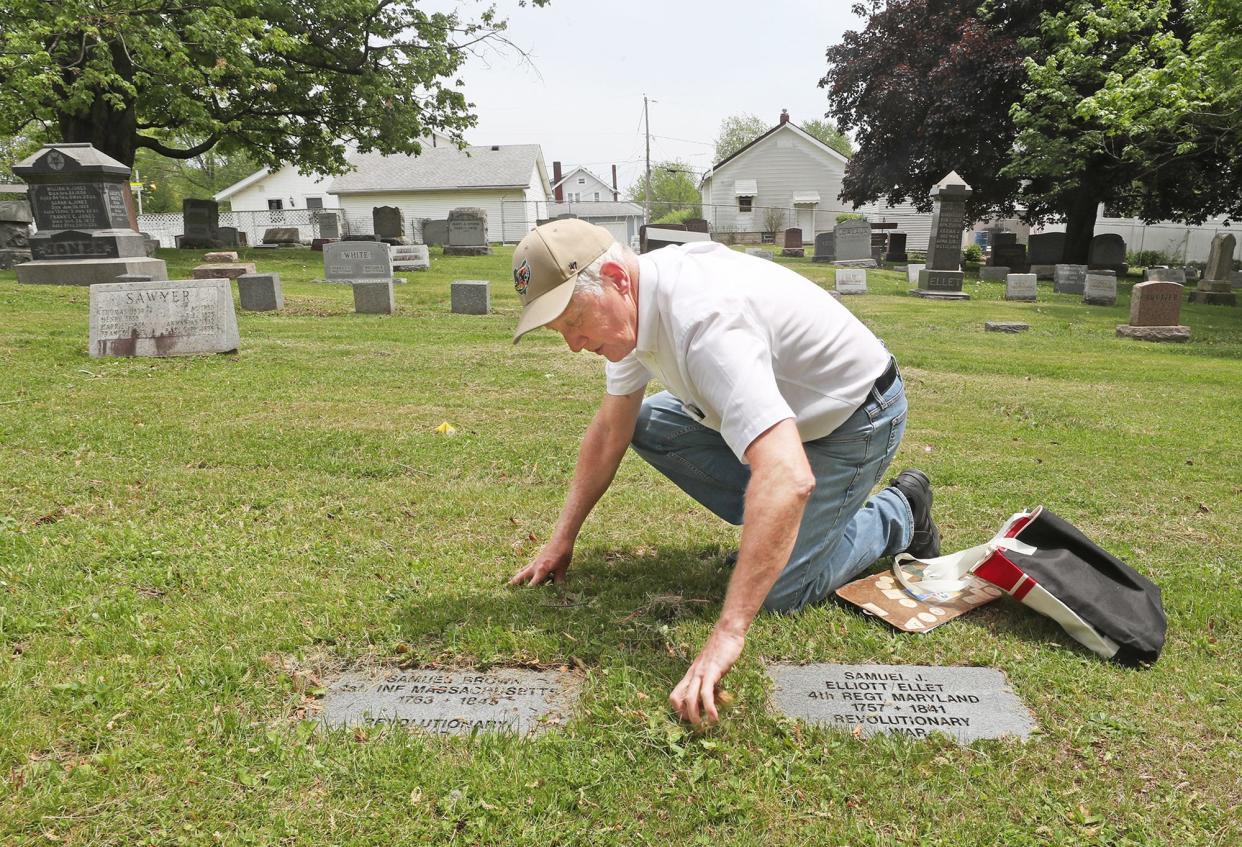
[627,161,701,219]
[801,118,853,158]
[0,1,547,171]
[0,131,46,181]
[713,114,769,162]
[131,144,261,213]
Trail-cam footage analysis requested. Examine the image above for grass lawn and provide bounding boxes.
[1,246,1239,846]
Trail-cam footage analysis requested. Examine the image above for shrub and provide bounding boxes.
[836,212,865,223]
[963,244,983,263]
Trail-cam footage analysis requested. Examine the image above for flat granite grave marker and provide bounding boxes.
[834,268,867,294]
[1083,270,1117,306]
[985,321,1030,333]
[1145,267,1185,283]
[89,278,239,358]
[914,171,970,299]
[1005,273,1038,301]
[833,220,874,266]
[812,231,835,263]
[262,226,301,246]
[744,247,775,261]
[319,667,579,735]
[1053,264,1088,294]
[1117,281,1190,342]
[451,279,491,314]
[237,272,283,311]
[14,144,168,285]
[391,243,430,271]
[353,280,395,314]
[192,251,256,280]
[767,663,1035,744]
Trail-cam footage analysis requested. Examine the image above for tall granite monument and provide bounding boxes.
[14,144,168,285]
[913,171,971,300]
[1190,233,1237,306]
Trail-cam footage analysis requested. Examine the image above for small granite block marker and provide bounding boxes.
[745,248,775,261]
[906,263,925,285]
[980,266,1009,282]
[320,667,580,735]
[1117,281,1190,342]
[451,280,491,314]
[1083,270,1117,306]
[192,250,256,280]
[913,172,970,300]
[203,251,238,263]
[1053,264,1087,294]
[832,220,874,266]
[766,663,1035,744]
[353,280,395,315]
[1005,273,1038,301]
[237,272,283,311]
[985,321,1030,333]
[812,231,835,263]
[89,278,239,358]
[834,268,868,294]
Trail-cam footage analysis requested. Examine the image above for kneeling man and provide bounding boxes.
[508,220,939,723]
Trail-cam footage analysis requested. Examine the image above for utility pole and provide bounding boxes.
[643,94,651,224]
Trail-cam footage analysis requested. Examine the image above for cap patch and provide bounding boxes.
[513,258,530,297]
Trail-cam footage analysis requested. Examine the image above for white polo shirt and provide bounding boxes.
[605,242,889,462]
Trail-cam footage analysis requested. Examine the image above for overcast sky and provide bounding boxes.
[447,0,861,192]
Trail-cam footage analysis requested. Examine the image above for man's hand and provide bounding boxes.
[669,626,746,725]
[509,539,573,586]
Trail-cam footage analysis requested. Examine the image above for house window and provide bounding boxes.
[577,178,585,184]
[305,196,324,210]
[593,192,600,201]
[267,199,283,211]
[570,192,580,202]
[738,196,753,213]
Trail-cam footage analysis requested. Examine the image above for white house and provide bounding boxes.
[213,164,341,213]
[699,110,931,248]
[327,143,552,242]
[553,166,615,204]
[547,165,643,244]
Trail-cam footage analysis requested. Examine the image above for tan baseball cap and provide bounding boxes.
[511,219,616,342]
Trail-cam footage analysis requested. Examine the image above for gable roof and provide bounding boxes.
[553,166,611,191]
[701,121,850,186]
[214,167,272,202]
[329,144,546,194]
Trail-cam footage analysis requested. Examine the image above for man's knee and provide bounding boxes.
[761,578,810,615]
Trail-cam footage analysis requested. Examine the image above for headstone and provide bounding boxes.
[812,231,835,263]
[980,266,1009,282]
[1005,273,1038,301]
[1053,264,1088,294]
[744,247,775,261]
[1190,233,1238,305]
[444,207,491,256]
[834,268,868,295]
[391,243,430,271]
[884,232,908,263]
[373,206,406,245]
[683,218,710,233]
[781,227,804,257]
[1028,232,1065,266]
[1145,267,1185,283]
[0,198,33,269]
[1088,233,1128,274]
[1181,266,1200,282]
[237,272,283,311]
[913,172,970,299]
[310,238,336,252]
[353,280,395,315]
[261,226,301,246]
[767,663,1035,744]
[451,280,491,314]
[1083,270,1117,306]
[141,232,160,256]
[833,220,873,266]
[323,241,394,283]
[217,226,241,248]
[641,226,708,253]
[113,273,153,283]
[13,144,168,285]
[89,278,239,358]
[181,199,223,248]
[320,667,579,736]
[1116,281,1190,342]
[314,210,341,240]
[985,321,1030,333]
[1231,270,1242,290]
[992,243,1028,273]
[906,263,925,285]
[991,232,1017,249]
[422,219,449,246]
[192,251,256,280]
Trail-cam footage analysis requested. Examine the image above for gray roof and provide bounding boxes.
[329,144,544,193]
[549,201,643,218]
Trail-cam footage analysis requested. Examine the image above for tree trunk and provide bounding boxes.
[1062,188,1100,264]
[55,38,139,167]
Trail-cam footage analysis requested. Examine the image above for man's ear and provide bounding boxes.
[599,260,630,294]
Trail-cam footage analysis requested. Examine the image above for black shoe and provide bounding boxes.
[887,469,941,559]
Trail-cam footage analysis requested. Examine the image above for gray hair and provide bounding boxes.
[573,241,631,298]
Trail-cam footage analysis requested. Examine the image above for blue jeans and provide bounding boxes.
[630,370,913,613]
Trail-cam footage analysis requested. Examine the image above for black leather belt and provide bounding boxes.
[874,358,899,394]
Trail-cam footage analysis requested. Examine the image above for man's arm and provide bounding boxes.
[668,417,814,723]
[509,388,646,586]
